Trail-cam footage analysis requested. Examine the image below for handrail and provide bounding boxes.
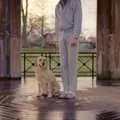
[20,51,96,82]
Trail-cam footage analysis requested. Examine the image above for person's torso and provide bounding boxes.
[56,0,76,32]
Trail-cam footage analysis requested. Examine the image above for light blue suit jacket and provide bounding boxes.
[55,0,82,39]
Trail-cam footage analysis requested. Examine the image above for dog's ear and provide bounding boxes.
[43,57,49,70]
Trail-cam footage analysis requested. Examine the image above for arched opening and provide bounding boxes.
[20,0,97,85]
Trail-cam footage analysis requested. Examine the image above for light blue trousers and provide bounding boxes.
[59,31,79,94]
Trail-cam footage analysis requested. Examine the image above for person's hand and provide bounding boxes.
[69,37,78,46]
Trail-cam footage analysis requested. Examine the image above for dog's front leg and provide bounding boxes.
[38,82,44,97]
[47,83,52,98]
[36,81,43,97]
[34,79,40,97]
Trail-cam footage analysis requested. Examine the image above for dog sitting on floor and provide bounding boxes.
[34,56,60,98]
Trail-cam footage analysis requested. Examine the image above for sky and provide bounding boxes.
[26,0,97,37]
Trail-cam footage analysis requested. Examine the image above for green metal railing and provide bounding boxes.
[20,51,96,80]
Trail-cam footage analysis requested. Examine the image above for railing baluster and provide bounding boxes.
[49,53,52,70]
[92,53,94,87]
[24,53,26,80]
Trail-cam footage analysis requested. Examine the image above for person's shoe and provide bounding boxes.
[58,92,68,99]
[58,91,76,99]
[66,91,76,99]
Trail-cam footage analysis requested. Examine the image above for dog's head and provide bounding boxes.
[35,56,48,70]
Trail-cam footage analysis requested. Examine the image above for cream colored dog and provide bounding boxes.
[35,56,60,98]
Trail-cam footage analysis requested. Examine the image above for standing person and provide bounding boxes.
[55,0,82,99]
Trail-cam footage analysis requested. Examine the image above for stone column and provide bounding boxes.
[10,0,21,78]
[97,0,120,81]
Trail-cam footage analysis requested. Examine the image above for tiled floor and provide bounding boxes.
[0,77,120,120]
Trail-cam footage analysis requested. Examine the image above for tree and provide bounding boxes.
[21,0,55,48]
[28,15,46,36]
[21,0,29,48]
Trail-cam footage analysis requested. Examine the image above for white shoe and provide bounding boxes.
[58,91,76,99]
[58,91,68,99]
[66,91,76,99]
